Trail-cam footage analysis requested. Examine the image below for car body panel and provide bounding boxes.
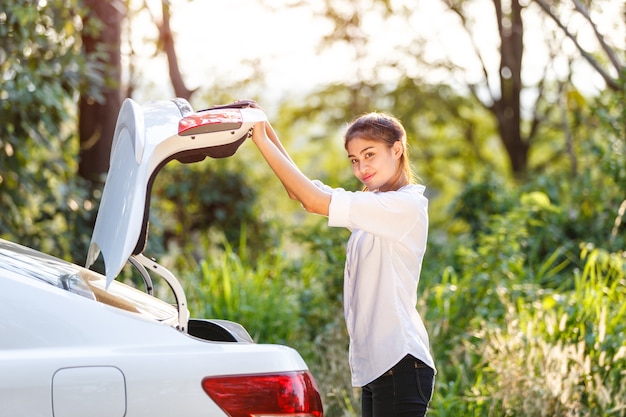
[52,366,127,417]
[0,239,310,417]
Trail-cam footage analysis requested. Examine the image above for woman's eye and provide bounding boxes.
[365,152,374,158]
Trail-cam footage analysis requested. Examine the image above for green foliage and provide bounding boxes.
[450,173,514,236]
[420,191,625,416]
[148,158,276,260]
[179,231,340,350]
[185,237,300,344]
[464,245,626,416]
[0,0,99,262]
[519,90,626,254]
[401,85,625,414]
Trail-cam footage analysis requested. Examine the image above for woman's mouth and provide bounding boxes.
[362,173,374,183]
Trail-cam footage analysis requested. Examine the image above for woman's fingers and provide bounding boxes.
[235,99,262,111]
[251,121,267,143]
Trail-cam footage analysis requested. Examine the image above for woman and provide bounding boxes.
[249,106,435,417]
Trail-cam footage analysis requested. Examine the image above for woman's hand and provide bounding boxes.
[251,121,269,146]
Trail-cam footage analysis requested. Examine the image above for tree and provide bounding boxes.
[450,0,527,175]
[139,0,197,100]
[0,0,199,258]
[310,0,624,178]
[0,0,96,259]
[533,0,625,92]
[78,0,124,184]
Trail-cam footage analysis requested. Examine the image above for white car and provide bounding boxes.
[0,98,324,417]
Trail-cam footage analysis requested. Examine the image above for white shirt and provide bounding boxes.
[314,181,435,387]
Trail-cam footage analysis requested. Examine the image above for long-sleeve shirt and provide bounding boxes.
[314,180,435,387]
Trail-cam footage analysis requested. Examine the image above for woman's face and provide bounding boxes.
[346,136,402,191]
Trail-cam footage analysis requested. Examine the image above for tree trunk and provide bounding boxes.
[79,0,123,183]
[491,0,528,177]
[158,0,195,100]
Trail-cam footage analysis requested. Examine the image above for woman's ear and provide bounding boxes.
[392,141,403,159]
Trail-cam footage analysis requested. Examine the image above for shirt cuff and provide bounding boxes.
[328,190,351,228]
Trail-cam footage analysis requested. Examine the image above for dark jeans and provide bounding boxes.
[361,355,434,417]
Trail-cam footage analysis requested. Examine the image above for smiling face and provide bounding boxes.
[346,136,403,192]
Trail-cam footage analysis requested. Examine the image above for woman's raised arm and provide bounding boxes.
[251,121,331,216]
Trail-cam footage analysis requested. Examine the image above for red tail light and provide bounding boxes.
[201,371,323,417]
[178,109,243,136]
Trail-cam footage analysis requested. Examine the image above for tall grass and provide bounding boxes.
[181,233,306,345]
[421,190,626,417]
[463,245,626,416]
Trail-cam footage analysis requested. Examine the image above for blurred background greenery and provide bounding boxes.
[1,0,625,415]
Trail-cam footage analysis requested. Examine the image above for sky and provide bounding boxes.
[129,0,344,104]
[128,0,625,109]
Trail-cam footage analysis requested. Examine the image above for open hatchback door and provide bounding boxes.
[85,98,266,332]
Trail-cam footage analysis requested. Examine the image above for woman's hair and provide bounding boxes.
[344,112,416,191]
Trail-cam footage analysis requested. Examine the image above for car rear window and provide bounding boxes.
[0,240,177,325]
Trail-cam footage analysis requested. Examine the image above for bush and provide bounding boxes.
[421,175,625,416]
[466,245,626,416]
